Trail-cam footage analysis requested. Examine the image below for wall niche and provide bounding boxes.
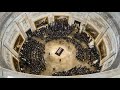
[34,17,48,29]
[98,40,107,60]
[85,24,99,39]
[12,56,20,72]
[54,16,69,23]
[14,34,24,53]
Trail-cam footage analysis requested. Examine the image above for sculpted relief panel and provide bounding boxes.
[8,28,18,44]
[104,34,112,52]
[101,56,114,71]
[3,23,20,49]
[15,13,31,32]
[28,12,48,18]
[96,12,113,26]
[21,19,29,30]
[19,18,31,32]
[96,12,119,37]
[2,46,12,68]
[71,12,88,22]
[105,28,117,52]
[88,13,109,32]
[27,12,50,22]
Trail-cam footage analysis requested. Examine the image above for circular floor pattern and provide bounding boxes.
[19,20,101,76]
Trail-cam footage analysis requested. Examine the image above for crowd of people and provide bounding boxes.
[19,18,101,75]
[32,27,46,40]
[19,37,46,75]
[32,18,73,41]
[52,66,100,76]
[73,31,100,68]
[46,19,72,38]
[74,32,91,44]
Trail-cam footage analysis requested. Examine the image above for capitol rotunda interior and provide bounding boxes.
[0,12,120,78]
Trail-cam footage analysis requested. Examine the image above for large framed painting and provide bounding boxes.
[54,16,69,23]
[14,34,24,53]
[85,24,99,39]
[34,17,49,29]
[98,40,107,60]
[12,56,20,72]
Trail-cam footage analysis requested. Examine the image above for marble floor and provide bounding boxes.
[39,39,96,75]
